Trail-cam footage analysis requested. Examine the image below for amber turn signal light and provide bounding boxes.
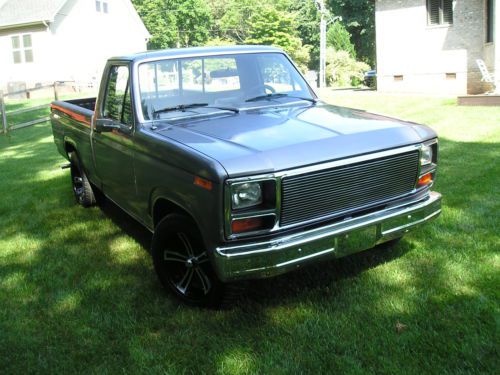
[231,217,263,234]
[418,172,433,187]
[193,176,213,191]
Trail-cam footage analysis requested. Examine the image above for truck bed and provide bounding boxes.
[64,98,97,112]
[50,97,97,167]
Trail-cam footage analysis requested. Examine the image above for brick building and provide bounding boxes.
[375,0,498,95]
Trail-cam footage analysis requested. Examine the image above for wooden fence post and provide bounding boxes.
[53,82,59,101]
[0,90,7,134]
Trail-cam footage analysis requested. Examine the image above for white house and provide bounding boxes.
[376,0,499,95]
[0,0,150,92]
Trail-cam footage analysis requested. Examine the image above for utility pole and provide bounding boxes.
[315,0,327,88]
[315,0,341,89]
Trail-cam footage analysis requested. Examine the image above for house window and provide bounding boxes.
[427,0,453,25]
[486,0,494,43]
[96,0,108,13]
[11,34,33,64]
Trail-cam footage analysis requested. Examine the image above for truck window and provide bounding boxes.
[138,53,313,120]
[139,56,241,120]
[181,57,240,93]
[103,65,133,127]
[257,54,300,93]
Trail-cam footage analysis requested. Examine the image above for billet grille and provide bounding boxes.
[280,151,420,227]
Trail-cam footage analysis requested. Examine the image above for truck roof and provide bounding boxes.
[110,45,284,63]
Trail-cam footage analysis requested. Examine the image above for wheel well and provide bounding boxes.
[153,198,194,229]
[65,142,76,156]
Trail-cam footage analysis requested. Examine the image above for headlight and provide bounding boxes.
[420,144,433,166]
[231,182,263,210]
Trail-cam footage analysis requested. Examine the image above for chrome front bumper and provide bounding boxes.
[213,192,442,282]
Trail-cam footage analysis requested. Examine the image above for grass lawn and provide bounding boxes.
[0,92,498,374]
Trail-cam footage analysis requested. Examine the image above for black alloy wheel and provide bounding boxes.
[152,214,242,308]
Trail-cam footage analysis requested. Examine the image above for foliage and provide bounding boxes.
[209,0,256,42]
[132,0,212,48]
[203,37,236,47]
[175,0,213,47]
[288,0,321,70]
[1,97,499,373]
[327,21,356,58]
[131,0,376,80]
[326,48,370,87]
[326,0,376,65]
[245,6,311,72]
[132,0,178,49]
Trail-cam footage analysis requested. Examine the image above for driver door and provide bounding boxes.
[92,64,137,214]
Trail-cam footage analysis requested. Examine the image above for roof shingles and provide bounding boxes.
[0,0,67,28]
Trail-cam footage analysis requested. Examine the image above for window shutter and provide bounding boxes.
[487,0,494,42]
[442,0,453,24]
[428,0,440,25]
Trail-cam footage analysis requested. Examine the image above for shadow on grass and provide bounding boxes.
[0,124,498,374]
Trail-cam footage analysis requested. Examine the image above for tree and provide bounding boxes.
[245,6,311,71]
[132,0,212,48]
[288,0,321,70]
[326,0,375,66]
[212,0,257,42]
[132,0,177,49]
[326,21,356,58]
[175,0,213,47]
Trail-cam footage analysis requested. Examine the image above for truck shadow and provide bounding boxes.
[92,192,410,303]
[96,196,153,252]
[244,240,412,305]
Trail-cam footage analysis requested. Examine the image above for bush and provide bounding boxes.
[326,48,370,87]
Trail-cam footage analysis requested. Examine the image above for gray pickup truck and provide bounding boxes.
[51,46,441,307]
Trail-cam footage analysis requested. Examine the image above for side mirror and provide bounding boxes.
[95,118,120,133]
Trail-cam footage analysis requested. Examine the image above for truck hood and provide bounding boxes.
[155,103,436,177]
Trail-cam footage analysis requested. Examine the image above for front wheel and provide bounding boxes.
[152,214,242,308]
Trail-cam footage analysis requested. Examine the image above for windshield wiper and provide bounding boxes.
[153,103,239,117]
[245,93,317,103]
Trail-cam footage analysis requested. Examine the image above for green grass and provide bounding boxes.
[1,92,499,374]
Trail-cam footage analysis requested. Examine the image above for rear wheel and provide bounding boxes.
[152,214,242,308]
[69,152,96,207]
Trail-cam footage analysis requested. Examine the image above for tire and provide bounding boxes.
[152,214,242,308]
[69,152,96,207]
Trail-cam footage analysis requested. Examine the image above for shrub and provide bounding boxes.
[326,48,370,87]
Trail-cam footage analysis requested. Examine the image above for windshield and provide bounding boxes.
[138,52,314,120]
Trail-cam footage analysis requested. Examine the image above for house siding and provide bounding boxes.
[376,0,496,95]
[0,25,52,89]
[0,0,149,92]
